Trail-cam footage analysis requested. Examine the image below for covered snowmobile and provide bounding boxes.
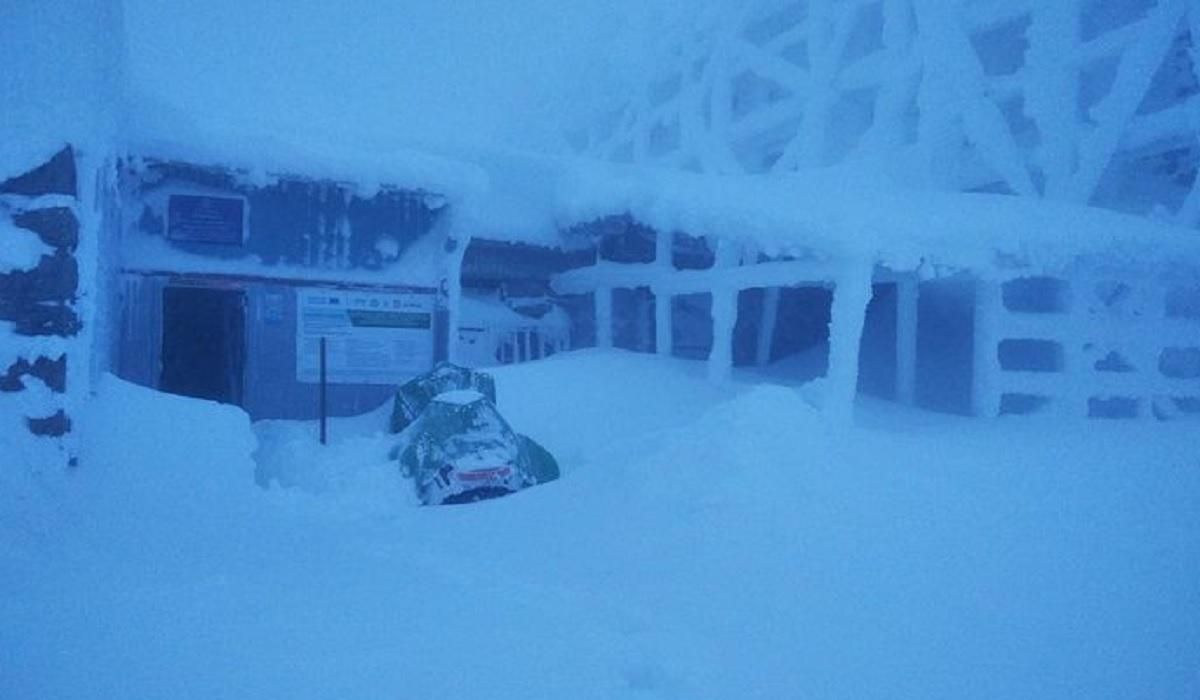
[390,363,558,505]
[395,390,559,505]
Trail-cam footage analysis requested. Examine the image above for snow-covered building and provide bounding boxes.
[106,147,484,419]
[4,0,1200,471]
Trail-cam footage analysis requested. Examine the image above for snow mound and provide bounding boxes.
[73,374,262,541]
[634,384,830,505]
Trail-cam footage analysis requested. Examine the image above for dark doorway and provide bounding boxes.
[161,286,246,405]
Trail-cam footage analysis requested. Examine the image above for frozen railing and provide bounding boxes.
[974,274,1200,419]
[455,293,571,368]
[457,324,570,367]
[581,0,1200,224]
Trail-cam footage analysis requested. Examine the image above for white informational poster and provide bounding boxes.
[297,288,436,385]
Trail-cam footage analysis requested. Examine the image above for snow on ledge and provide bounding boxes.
[553,161,1200,276]
[120,232,444,288]
[434,390,486,406]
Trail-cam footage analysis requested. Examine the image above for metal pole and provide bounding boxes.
[319,336,328,445]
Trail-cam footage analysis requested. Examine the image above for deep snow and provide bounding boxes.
[3,350,1199,699]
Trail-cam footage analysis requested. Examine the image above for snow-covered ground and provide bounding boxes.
[3,350,1199,699]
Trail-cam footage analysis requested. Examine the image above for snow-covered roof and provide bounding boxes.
[451,150,574,247]
[126,127,490,203]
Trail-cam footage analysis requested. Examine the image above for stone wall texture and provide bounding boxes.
[1,146,82,441]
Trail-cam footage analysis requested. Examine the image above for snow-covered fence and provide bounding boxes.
[554,220,910,421]
[582,0,1200,225]
[975,273,1200,419]
[457,325,570,367]
[455,294,570,368]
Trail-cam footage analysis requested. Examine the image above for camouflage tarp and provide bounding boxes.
[390,362,497,434]
[396,390,559,505]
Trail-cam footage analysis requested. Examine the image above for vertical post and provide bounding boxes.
[445,235,470,365]
[707,289,737,383]
[706,240,741,384]
[595,287,613,349]
[655,290,672,356]
[826,266,874,424]
[319,336,328,445]
[895,276,919,404]
[756,287,781,366]
[655,230,673,356]
[973,279,1001,418]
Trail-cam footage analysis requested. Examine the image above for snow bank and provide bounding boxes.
[252,400,411,515]
[76,374,259,520]
[4,352,1200,699]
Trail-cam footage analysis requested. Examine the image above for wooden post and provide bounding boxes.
[655,230,673,355]
[656,291,672,355]
[895,276,919,404]
[319,336,328,445]
[595,287,613,348]
[973,279,1001,418]
[445,234,470,365]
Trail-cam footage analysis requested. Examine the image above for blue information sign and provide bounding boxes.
[167,194,245,244]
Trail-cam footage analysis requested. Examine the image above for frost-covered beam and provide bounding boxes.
[708,290,736,383]
[706,240,741,384]
[1066,0,1187,204]
[554,258,842,297]
[825,264,874,423]
[858,0,918,156]
[1026,2,1081,200]
[1175,7,1200,226]
[770,0,851,172]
